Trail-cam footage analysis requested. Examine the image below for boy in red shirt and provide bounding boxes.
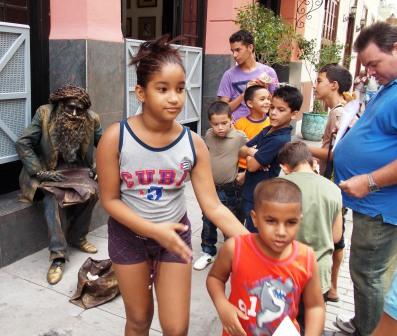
[207,178,325,336]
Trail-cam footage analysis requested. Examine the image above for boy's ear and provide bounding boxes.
[280,163,292,175]
[246,99,253,109]
[135,85,145,103]
[290,110,299,120]
[312,158,319,173]
[331,80,340,92]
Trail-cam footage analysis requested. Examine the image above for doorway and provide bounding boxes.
[259,0,280,15]
[121,0,205,47]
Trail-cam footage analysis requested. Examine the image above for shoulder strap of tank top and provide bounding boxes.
[304,244,314,278]
[118,119,127,153]
[185,126,197,167]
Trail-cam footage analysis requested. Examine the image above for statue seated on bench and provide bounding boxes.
[16,84,103,285]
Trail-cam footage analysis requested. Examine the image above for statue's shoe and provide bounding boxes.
[47,259,65,285]
[79,240,98,254]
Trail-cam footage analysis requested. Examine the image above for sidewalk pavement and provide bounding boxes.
[0,181,354,336]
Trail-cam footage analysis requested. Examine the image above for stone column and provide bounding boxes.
[49,0,124,128]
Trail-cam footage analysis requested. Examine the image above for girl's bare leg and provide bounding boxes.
[155,262,192,336]
[113,262,154,336]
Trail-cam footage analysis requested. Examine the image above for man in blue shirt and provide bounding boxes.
[334,22,397,336]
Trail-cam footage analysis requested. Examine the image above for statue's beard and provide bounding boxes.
[54,112,87,164]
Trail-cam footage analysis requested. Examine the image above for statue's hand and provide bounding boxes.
[36,170,66,182]
[89,167,96,180]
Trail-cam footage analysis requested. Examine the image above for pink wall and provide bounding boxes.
[205,0,254,54]
[49,0,123,42]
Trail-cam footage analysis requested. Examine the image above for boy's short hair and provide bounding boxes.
[244,85,269,105]
[229,30,254,47]
[273,86,303,112]
[278,141,314,169]
[319,63,353,94]
[208,101,231,120]
[254,178,302,211]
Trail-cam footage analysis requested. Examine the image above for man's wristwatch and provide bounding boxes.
[367,174,380,192]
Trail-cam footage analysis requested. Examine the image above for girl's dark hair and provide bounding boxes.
[130,35,185,87]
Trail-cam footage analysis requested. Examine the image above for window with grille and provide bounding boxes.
[322,0,340,42]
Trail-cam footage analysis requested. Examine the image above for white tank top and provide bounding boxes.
[119,119,196,223]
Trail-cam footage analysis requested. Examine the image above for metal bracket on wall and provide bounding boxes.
[295,0,324,30]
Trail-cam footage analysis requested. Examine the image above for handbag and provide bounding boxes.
[70,258,120,309]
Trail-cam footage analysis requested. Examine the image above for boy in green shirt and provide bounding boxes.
[278,141,342,298]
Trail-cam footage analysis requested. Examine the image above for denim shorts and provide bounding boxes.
[108,214,192,265]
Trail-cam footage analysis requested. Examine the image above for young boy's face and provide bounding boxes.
[314,72,334,100]
[269,97,296,130]
[209,113,232,138]
[251,201,301,259]
[247,88,271,116]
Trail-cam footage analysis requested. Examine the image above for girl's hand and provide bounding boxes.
[218,301,248,336]
[153,223,192,263]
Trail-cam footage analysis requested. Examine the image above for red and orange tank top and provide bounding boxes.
[224,234,314,336]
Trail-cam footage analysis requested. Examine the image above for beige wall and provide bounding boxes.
[49,0,123,42]
[205,0,254,55]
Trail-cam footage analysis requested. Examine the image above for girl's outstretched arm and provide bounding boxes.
[96,122,192,262]
[190,132,248,237]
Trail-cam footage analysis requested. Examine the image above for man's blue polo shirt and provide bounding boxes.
[242,125,292,202]
[334,79,397,224]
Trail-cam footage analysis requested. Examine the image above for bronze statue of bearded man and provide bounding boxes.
[16,84,103,285]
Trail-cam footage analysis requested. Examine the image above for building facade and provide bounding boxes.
[0,0,382,194]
